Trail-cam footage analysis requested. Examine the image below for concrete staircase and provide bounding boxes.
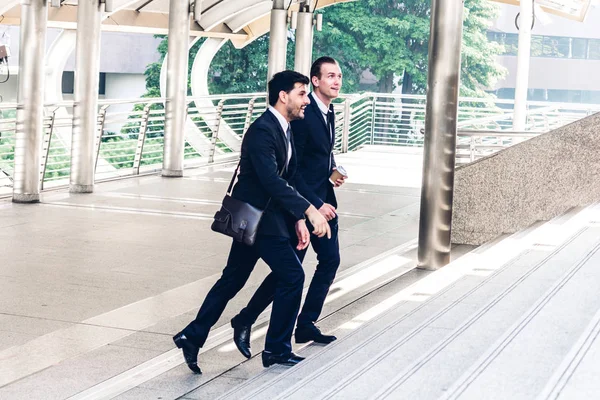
[182,202,600,400]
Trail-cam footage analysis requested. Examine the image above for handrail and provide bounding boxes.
[1,92,599,195]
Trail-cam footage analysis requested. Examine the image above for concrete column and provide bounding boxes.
[267,0,288,83]
[294,3,313,76]
[13,0,48,203]
[162,0,190,177]
[417,0,464,270]
[70,0,103,193]
[513,0,533,131]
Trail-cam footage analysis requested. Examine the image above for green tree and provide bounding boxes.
[142,1,504,98]
[143,34,295,96]
[313,0,505,96]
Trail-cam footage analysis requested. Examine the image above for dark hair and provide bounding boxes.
[268,70,310,107]
[310,56,338,82]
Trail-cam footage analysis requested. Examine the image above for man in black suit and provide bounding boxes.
[230,57,346,357]
[173,71,331,374]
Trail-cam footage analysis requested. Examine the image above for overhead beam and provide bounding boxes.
[0,7,248,40]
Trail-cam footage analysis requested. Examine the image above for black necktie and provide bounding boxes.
[327,111,334,145]
[285,126,291,171]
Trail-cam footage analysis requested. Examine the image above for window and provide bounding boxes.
[531,36,544,57]
[61,71,106,95]
[588,39,600,60]
[99,73,106,95]
[61,71,74,94]
[571,38,587,59]
[542,36,570,58]
[488,31,600,60]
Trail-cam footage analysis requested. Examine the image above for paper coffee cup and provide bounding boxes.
[329,165,348,185]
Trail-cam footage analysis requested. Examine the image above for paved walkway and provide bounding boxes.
[0,147,444,399]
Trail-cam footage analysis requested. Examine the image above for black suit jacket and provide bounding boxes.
[232,110,310,238]
[291,93,337,210]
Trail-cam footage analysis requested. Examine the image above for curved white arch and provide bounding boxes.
[44,30,76,151]
[44,30,76,105]
[0,0,20,15]
[190,37,242,152]
[225,1,272,33]
[43,31,116,173]
[201,0,266,31]
[190,38,229,97]
[159,38,219,157]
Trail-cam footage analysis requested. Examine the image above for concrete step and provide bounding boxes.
[183,267,429,400]
[107,240,422,400]
[377,227,600,400]
[274,228,600,400]
[213,205,599,400]
[437,229,600,400]
[538,307,600,400]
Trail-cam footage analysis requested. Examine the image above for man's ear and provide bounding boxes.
[312,75,319,88]
[278,90,287,104]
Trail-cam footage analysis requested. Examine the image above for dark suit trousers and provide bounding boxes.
[181,236,305,355]
[236,218,340,330]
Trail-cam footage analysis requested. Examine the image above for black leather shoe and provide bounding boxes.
[173,332,202,374]
[231,318,252,359]
[295,325,337,344]
[262,351,305,367]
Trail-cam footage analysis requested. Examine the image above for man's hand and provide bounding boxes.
[305,205,331,239]
[319,203,337,221]
[332,167,346,188]
[295,219,310,250]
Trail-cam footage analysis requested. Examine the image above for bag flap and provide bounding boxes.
[221,195,263,233]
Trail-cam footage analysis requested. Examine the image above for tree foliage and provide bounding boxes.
[142,0,505,97]
[313,0,505,96]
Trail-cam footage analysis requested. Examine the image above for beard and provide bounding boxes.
[287,105,305,121]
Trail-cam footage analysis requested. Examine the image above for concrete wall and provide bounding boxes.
[103,73,148,134]
[451,112,600,245]
[1,26,161,74]
[0,74,18,102]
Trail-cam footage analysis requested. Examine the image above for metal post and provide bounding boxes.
[267,0,288,83]
[370,97,377,145]
[513,0,533,131]
[133,104,152,175]
[70,0,102,193]
[12,0,48,203]
[94,105,109,174]
[417,0,464,270]
[162,0,190,177]
[294,2,314,76]
[209,100,225,164]
[341,99,351,153]
[242,97,257,134]
[40,108,57,191]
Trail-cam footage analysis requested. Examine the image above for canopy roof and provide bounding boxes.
[0,0,352,48]
[491,0,592,22]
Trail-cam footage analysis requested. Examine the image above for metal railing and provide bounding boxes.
[1,92,598,195]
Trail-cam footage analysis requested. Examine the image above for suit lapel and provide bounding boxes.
[309,93,336,150]
[264,110,289,174]
[309,93,329,132]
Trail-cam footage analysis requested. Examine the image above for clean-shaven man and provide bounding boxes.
[173,70,331,374]
[230,57,346,358]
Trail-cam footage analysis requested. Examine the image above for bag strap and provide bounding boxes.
[226,156,288,196]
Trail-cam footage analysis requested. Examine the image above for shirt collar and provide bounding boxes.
[268,106,289,134]
[311,92,331,116]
